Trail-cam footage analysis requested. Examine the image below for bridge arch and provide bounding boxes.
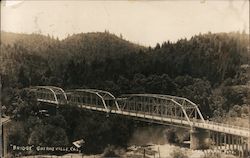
[29,86,67,105]
[67,89,120,112]
[118,94,205,127]
[157,94,205,123]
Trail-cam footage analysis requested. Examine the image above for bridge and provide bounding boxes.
[27,86,250,157]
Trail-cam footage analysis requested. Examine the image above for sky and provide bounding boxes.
[1,0,249,46]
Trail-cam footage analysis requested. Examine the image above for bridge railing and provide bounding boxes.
[27,86,250,135]
[205,121,250,132]
[120,108,188,121]
[189,117,250,132]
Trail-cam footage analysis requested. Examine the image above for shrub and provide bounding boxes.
[101,145,120,158]
[241,105,249,116]
[170,148,188,158]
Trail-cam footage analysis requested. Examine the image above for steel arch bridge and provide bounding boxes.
[118,94,205,127]
[29,86,67,105]
[67,89,120,112]
[27,86,250,157]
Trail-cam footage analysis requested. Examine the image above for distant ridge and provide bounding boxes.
[1,31,145,60]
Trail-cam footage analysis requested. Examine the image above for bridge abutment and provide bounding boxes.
[190,127,210,150]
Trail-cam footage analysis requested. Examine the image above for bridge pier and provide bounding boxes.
[190,127,210,150]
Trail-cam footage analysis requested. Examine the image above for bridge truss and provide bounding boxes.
[118,94,205,127]
[66,89,120,112]
[29,86,67,105]
[27,86,250,157]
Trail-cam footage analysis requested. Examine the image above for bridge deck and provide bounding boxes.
[31,86,250,139]
[78,104,250,138]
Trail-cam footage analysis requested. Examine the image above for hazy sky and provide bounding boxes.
[1,0,249,46]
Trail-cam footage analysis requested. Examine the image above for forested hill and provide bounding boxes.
[1,32,59,52]
[61,32,145,60]
[1,31,144,57]
[0,31,145,84]
[148,32,249,83]
[1,31,249,118]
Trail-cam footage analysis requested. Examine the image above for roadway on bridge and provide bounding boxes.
[78,104,250,138]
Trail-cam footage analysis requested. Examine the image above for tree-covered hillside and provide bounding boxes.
[1,31,249,116]
[1,31,249,156]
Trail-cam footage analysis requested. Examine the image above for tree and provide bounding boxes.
[117,76,130,94]
[177,78,213,117]
[229,105,241,117]
[8,122,28,146]
[18,66,29,88]
[45,114,67,129]
[28,124,69,146]
[131,73,146,93]
[155,43,161,49]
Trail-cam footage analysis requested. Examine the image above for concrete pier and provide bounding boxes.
[190,128,210,150]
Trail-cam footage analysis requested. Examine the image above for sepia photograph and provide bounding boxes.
[0,0,249,158]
